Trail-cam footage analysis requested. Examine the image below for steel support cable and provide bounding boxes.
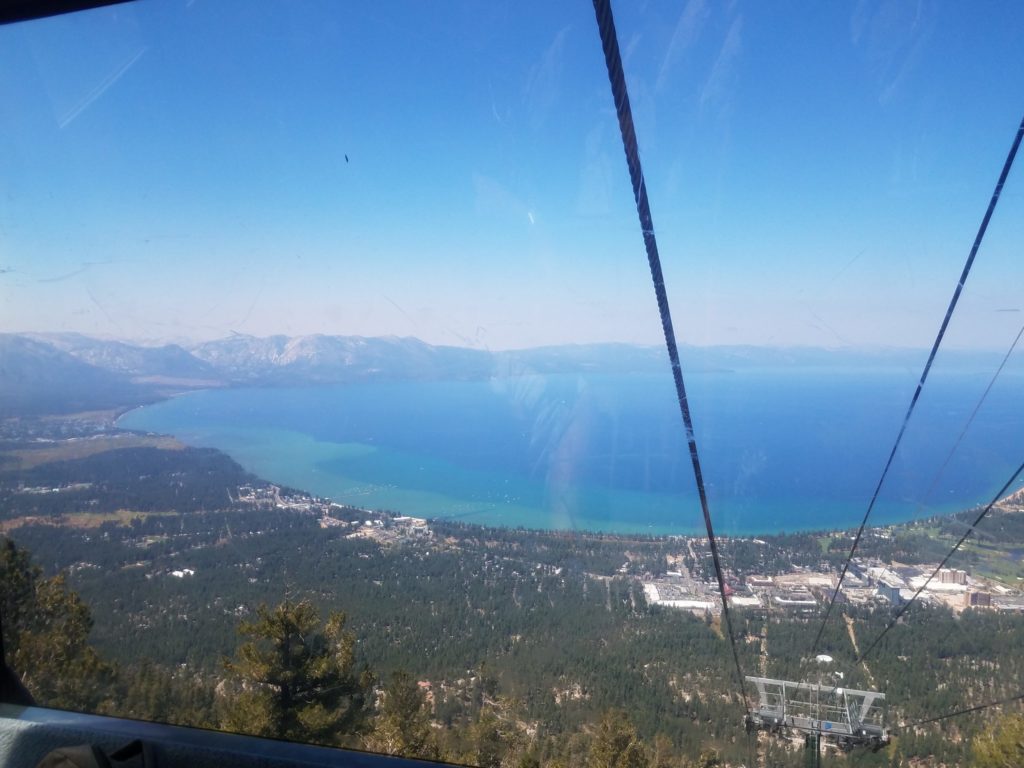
[848,691,1024,762]
[590,0,751,724]
[903,323,1024,525]
[854,457,1024,664]
[811,112,1024,654]
[894,691,1024,730]
[851,323,1024,666]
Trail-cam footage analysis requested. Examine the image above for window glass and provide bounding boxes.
[1,2,1023,766]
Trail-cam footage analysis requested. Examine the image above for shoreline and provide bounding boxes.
[110,384,1024,542]
[110,420,1020,542]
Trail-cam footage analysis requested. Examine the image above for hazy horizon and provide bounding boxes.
[9,327,1024,359]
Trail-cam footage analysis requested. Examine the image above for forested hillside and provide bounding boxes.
[1,420,1022,767]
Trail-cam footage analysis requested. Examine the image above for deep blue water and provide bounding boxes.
[118,368,1024,535]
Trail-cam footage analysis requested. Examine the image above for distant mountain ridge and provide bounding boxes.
[25,332,218,380]
[0,335,152,416]
[0,331,1015,416]
[189,334,495,384]
[0,333,667,415]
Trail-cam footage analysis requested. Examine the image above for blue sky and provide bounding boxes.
[1,0,1023,351]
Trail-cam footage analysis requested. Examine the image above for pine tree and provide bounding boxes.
[365,669,436,759]
[219,599,371,746]
[0,537,114,712]
[589,710,649,768]
[473,708,510,768]
[972,712,1024,768]
[651,734,675,768]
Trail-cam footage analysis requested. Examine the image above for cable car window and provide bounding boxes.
[2,2,1023,766]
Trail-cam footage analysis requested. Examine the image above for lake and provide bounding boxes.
[118,367,1024,535]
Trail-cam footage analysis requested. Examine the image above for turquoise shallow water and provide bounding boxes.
[118,369,1024,535]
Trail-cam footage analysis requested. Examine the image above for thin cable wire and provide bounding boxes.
[905,324,1024,523]
[894,690,1024,730]
[811,112,1024,654]
[856,458,1024,664]
[845,692,1024,761]
[852,322,1024,666]
[590,0,752,729]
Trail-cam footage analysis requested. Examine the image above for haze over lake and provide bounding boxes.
[119,368,1024,535]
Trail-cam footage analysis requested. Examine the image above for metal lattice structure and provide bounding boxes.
[745,676,889,751]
